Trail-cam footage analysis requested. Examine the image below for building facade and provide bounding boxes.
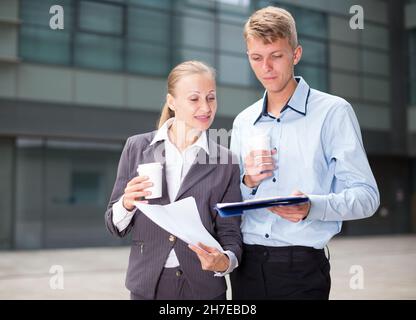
[0,0,414,249]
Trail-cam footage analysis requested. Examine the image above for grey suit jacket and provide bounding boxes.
[105,131,242,299]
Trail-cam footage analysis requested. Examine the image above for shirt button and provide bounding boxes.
[176,270,183,277]
[169,235,176,242]
[272,178,276,182]
[265,233,269,238]
[277,118,281,122]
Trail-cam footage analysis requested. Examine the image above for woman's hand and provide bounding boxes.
[188,242,230,273]
[122,175,153,211]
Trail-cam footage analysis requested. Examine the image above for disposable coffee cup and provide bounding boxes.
[246,134,274,168]
[247,134,271,153]
[137,162,163,199]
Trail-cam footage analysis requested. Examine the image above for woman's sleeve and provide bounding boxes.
[214,160,243,264]
[104,137,135,238]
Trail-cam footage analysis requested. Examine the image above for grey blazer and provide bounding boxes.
[105,131,242,299]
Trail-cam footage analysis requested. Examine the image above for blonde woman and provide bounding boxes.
[105,61,242,300]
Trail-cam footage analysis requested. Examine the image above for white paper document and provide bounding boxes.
[135,197,223,252]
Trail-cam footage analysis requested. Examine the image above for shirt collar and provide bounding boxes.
[253,76,311,125]
[150,117,210,155]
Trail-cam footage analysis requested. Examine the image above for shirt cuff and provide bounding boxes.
[112,195,137,231]
[240,179,257,200]
[305,194,328,221]
[214,250,239,277]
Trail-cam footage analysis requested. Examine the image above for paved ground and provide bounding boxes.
[0,234,415,300]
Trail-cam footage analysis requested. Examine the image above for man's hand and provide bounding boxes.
[268,190,311,222]
[243,149,277,188]
[188,242,230,273]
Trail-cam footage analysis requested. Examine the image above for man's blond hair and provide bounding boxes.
[244,6,298,49]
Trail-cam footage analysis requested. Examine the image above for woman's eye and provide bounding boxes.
[190,97,198,102]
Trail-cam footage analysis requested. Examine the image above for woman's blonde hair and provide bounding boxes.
[157,60,216,129]
[244,6,298,49]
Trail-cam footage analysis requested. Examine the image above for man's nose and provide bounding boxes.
[262,58,272,72]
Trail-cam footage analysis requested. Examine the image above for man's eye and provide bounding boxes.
[190,98,198,101]
[251,56,261,61]
[272,55,283,59]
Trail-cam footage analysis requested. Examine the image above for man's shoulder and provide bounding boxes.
[233,98,263,125]
[309,88,352,114]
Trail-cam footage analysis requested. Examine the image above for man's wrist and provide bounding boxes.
[243,175,257,188]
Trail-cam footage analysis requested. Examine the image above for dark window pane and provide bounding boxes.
[71,172,102,205]
[295,8,327,39]
[127,41,169,75]
[410,30,416,53]
[128,0,171,9]
[410,81,416,105]
[20,0,73,29]
[20,25,71,64]
[74,33,123,71]
[128,7,170,44]
[295,64,327,92]
[299,38,327,65]
[79,1,123,35]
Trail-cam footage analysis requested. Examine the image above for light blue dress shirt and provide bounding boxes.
[230,77,380,249]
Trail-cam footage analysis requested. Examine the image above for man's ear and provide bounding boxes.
[293,45,302,66]
[166,93,175,111]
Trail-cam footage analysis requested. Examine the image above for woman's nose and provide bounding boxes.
[200,100,211,112]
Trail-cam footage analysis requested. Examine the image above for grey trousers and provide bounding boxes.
[130,267,226,300]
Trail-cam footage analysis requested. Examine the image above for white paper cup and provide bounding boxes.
[137,162,163,199]
[247,134,271,153]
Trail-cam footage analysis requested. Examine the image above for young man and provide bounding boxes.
[230,6,380,300]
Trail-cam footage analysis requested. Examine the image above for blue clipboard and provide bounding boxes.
[214,196,309,217]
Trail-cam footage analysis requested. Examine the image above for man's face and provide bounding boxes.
[246,36,302,94]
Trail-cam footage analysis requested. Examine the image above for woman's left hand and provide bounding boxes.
[188,242,229,273]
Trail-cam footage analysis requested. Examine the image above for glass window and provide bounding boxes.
[78,1,124,35]
[299,38,326,65]
[173,48,215,68]
[410,30,416,105]
[219,21,246,54]
[173,15,215,50]
[410,81,416,105]
[71,172,103,205]
[127,41,170,75]
[363,77,390,103]
[128,0,172,9]
[19,0,73,64]
[295,64,327,92]
[20,0,73,28]
[218,54,252,86]
[128,7,170,44]
[362,50,390,76]
[20,25,71,64]
[291,7,328,40]
[74,33,123,71]
[361,23,389,50]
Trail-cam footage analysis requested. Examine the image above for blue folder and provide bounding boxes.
[214,196,310,217]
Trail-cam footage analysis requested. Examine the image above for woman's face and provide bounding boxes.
[168,73,217,132]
